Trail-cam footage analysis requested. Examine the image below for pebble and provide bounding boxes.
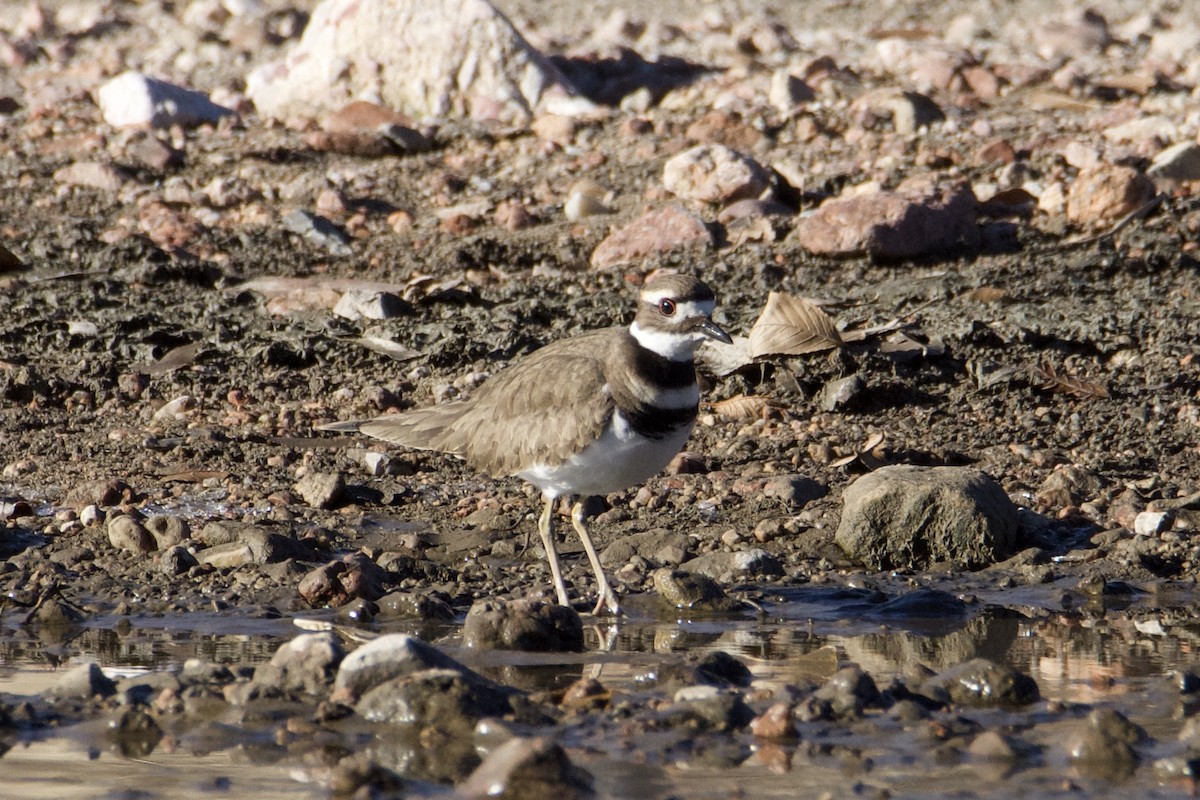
[459,737,595,800]
[53,662,116,699]
[53,162,126,192]
[158,544,199,575]
[662,144,771,204]
[791,180,979,259]
[590,204,712,269]
[251,632,345,695]
[850,88,944,135]
[282,209,353,256]
[684,548,784,583]
[835,465,1019,570]
[356,666,515,731]
[1148,142,1200,183]
[652,568,741,611]
[750,702,798,740]
[332,290,411,321]
[601,529,693,567]
[333,633,475,698]
[245,0,587,124]
[294,471,345,509]
[563,180,614,221]
[107,515,157,554]
[1134,510,1171,536]
[97,71,234,128]
[1067,708,1147,780]
[926,658,1040,707]
[461,598,584,652]
[1066,165,1156,226]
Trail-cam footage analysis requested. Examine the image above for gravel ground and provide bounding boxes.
[2,0,1200,797]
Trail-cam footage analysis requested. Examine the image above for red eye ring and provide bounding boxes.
[658,298,676,316]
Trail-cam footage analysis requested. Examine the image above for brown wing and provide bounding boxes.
[357,329,619,476]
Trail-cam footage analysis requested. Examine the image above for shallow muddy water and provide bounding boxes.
[4,580,1200,799]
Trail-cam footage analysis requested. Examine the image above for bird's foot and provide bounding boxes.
[590,589,622,617]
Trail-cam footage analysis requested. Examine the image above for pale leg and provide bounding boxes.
[538,496,572,607]
[571,499,621,616]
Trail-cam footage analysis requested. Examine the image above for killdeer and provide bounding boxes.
[320,274,731,614]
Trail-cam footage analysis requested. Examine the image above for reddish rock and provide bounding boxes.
[792,181,979,259]
[1066,165,1156,225]
[750,702,798,741]
[590,204,712,269]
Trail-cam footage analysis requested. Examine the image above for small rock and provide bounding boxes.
[684,548,784,583]
[1066,165,1156,226]
[53,162,126,191]
[299,552,389,606]
[601,529,693,567]
[357,668,514,731]
[662,144,771,204]
[158,544,199,575]
[1134,510,1172,536]
[332,290,411,320]
[563,180,614,221]
[253,632,345,694]
[927,658,1039,707]
[815,666,880,717]
[107,515,157,554]
[283,209,352,256]
[750,702,798,740]
[294,471,345,509]
[1036,465,1105,509]
[1148,142,1200,183]
[97,70,234,128]
[820,374,865,411]
[792,181,978,259]
[54,662,117,699]
[967,730,1021,761]
[668,685,755,732]
[459,736,595,800]
[1068,708,1147,780]
[377,591,455,620]
[462,598,584,652]
[153,395,196,421]
[835,465,1019,570]
[652,568,742,611]
[334,633,476,698]
[195,521,311,565]
[560,677,610,712]
[144,515,189,549]
[590,204,712,269]
[762,475,826,507]
[768,70,814,113]
[850,88,944,134]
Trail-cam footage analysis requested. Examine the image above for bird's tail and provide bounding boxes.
[315,405,466,456]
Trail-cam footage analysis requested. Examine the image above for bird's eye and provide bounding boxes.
[658,298,677,316]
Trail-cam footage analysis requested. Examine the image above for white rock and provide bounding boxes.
[245,0,587,124]
[96,71,234,129]
[1134,510,1171,536]
[332,290,408,320]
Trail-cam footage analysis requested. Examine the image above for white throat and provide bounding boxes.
[629,321,704,362]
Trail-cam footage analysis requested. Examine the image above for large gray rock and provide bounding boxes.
[459,736,595,800]
[245,0,585,124]
[835,465,1018,570]
[334,633,470,697]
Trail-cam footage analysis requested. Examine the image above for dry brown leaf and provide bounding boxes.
[1030,363,1109,399]
[712,394,771,421]
[748,292,843,358]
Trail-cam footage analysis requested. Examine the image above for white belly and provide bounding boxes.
[518,411,694,499]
